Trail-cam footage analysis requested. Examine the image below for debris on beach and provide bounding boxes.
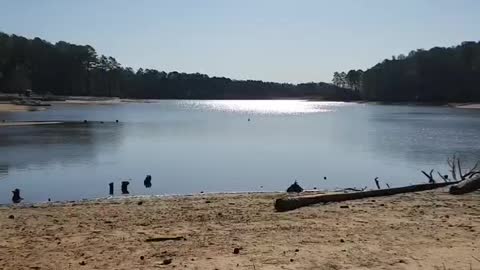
[145,236,185,242]
[162,259,172,265]
[286,181,303,193]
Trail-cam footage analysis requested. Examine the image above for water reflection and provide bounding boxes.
[367,105,480,167]
[0,123,124,170]
[0,122,125,204]
[0,164,7,180]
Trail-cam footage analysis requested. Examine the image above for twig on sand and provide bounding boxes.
[145,236,185,242]
[472,255,480,262]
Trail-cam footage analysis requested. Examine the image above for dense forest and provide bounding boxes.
[0,32,357,100]
[333,41,480,102]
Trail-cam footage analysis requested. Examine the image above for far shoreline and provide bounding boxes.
[2,96,480,116]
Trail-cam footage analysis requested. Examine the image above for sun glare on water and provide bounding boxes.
[184,100,346,115]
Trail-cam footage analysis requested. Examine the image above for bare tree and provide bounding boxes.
[423,154,480,184]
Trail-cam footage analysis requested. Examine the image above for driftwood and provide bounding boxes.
[449,175,480,195]
[275,181,459,212]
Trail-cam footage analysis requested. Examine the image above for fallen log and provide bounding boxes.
[274,181,459,212]
[449,175,480,195]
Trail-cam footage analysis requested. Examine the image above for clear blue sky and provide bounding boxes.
[0,0,479,83]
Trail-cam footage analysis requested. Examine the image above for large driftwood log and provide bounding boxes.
[275,181,459,212]
[449,175,480,195]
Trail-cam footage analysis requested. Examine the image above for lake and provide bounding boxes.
[1,100,480,204]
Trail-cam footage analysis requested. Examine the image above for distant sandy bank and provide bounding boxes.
[450,103,480,109]
[0,103,43,112]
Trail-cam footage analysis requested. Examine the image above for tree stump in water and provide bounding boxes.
[144,175,152,188]
[109,182,114,195]
[12,189,23,203]
[121,181,130,194]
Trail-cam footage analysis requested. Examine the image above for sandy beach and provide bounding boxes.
[0,103,38,112]
[449,103,480,110]
[1,190,479,270]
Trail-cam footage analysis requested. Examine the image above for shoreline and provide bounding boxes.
[0,121,63,127]
[1,189,479,269]
[2,96,480,111]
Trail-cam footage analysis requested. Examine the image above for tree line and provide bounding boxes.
[333,41,480,102]
[0,32,358,100]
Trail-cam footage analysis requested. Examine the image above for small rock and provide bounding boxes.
[233,248,240,254]
[138,201,143,205]
[295,249,299,252]
[79,261,86,266]
[162,259,172,265]
[379,203,385,207]
[444,215,449,218]
[290,259,294,262]
[140,256,144,260]
[205,200,211,204]
[340,239,345,243]
[8,215,14,219]
[340,205,349,209]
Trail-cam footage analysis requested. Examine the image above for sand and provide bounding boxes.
[0,103,37,112]
[450,103,480,110]
[1,190,479,270]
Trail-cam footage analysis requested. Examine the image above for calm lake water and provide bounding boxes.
[1,100,480,204]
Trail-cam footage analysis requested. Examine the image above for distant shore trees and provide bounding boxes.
[333,41,480,102]
[0,32,358,101]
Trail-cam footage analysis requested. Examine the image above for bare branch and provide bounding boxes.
[448,155,457,180]
[437,172,449,183]
[421,170,435,183]
[458,158,464,180]
[463,161,480,179]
